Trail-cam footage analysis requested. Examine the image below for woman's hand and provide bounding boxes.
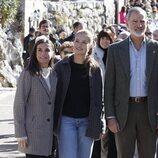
[18,139,28,148]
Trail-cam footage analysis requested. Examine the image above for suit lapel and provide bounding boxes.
[39,75,50,97]
[118,38,130,80]
[50,70,57,96]
[146,39,155,86]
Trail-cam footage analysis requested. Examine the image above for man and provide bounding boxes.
[24,19,60,67]
[64,21,83,42]
[105,7,158,158]
[23,27,35,63]
[152,28,158,41]
[29,19,60,55]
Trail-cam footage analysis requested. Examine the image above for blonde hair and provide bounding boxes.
[75,29,98,71]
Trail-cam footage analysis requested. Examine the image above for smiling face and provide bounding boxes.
[73,31,92,57]
[36,42,53,68]
[39,22,50,36]
[126,8,147,38]
[100,37,111,49]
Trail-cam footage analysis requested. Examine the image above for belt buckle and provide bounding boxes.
[135,97,140,103]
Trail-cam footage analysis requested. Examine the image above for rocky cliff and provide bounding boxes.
[0,28,23,87]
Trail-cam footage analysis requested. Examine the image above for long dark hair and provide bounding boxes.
[26,36,55,76]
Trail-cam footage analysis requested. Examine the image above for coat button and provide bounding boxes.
[47,118,50,122]
[48,101,51,104]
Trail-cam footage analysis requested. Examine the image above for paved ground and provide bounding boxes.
[0,88,25,158]
[0,88,157,158]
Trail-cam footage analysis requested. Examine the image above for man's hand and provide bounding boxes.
[18,139,28,148]
[107,118,120,133]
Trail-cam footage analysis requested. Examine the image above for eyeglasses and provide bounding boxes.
[41,25,49,28]
[63,51,73,55]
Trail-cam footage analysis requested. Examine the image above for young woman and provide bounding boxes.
[14,35,57,158]
[54,30,104,158]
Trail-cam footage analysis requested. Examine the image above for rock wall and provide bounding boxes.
[0,28,23,87]
[45,1,115,34]
[0,0,116,87]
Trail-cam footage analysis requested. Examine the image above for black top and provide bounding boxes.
[62,60,90,118]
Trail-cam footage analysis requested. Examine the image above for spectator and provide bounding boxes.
[59,41,73,59]
[58,30,67,44]
[150,5,158,21]
[92,30,117,158]
[23,27,35,63]
[118,30,130,40]
[64,21,83,42]
[119,6,127,24]
[24,20,60,68]
[29,19,60,56]
[152,28,158,40]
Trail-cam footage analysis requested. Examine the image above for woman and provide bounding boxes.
[92,30,117,158]
[14,35,57,158]
[119,6,127,24]
[54,30,104,158]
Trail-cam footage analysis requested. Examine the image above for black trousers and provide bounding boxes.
[26,154,52,158]
[91,130,117,158]
[26,135,58,158]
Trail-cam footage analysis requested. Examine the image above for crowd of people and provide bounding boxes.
[13,1,158,158]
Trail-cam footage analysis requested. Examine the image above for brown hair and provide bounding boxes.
[59,41,74,53]
[75,30,98,71]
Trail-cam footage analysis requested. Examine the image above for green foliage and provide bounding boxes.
[0,0,20,28]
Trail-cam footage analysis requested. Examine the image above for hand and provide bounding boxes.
[107,118,120,133]
[18,139,28,148]
[95,133,106,141]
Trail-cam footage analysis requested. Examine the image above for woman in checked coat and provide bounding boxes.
[13,35,57,158]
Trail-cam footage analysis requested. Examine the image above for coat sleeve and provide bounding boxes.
[13,70,32,138]
[104,46,116,118]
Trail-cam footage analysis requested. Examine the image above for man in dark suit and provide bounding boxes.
[23,27,35,62]
[105,7,158,158]
[64,21,83,42]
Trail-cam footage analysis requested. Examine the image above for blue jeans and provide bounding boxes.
[58,116,94,158]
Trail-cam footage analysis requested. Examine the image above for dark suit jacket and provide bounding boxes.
[104,37,158,131]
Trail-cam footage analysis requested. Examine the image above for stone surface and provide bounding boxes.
[0,28,23,88]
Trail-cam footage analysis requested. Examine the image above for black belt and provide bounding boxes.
[129,97,147,103]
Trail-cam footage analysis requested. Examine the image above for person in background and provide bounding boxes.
[104,25,117,42]
[150,5,158,21]
[105,7,158,158]
[117,30,130,40]
[119,6,127,24]
[152,28,158,41]
[23,27,35,64]
[54,29,104,158]
[29,19,60,56]
[145,26,153,39]
[14,35,57,158]
[59,41,73,59]
[92,30,117,158]
[58,30,67,44]
[64,21,83,42]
